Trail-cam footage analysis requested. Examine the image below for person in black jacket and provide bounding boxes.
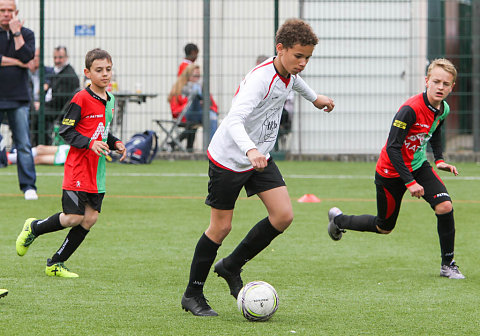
[0,0,37,200]
[45,45,79,144]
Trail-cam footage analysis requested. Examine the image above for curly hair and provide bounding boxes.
[275,18,318,49]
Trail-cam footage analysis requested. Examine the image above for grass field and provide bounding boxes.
[1,159,479,335]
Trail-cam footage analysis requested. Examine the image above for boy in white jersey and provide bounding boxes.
[181,18,335,316]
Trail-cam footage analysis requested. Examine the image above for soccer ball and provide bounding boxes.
[237,281,279,321]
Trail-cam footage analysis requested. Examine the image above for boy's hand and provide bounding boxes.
[313,95,335,112]
[115,142,127,162]
[90,140,110,157]
[407,182,424,199]
[246,148,267,172]
[436,162,458,176]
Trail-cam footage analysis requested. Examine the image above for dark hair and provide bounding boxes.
[184,43,199,57]
[85,48,112,69]
[275,18,318,49]
[54,45,68,57]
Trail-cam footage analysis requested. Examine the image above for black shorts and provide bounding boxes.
[205,158,286,210]
[374,161,451,231]
[62,190,105,215]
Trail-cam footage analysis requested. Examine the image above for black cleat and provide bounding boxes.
[181,294,218,316]
[214,258,243,299]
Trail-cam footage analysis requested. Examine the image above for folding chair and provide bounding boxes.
[154,92,199,152]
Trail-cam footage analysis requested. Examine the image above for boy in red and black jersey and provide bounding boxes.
[16,48,126,277]
[327,58,465,279]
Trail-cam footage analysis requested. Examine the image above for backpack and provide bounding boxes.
[0,134,8,168]
[121,130,158,164]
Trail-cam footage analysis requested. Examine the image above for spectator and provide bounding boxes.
[45,45,79,144]
[168,64,218,152]
[0,0,38,200]
[8,144,70,166]
[177,43,199,76]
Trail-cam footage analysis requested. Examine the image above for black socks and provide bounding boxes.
[49,225,89,264]
[436,210,455,266]
[335,214,379,233]
[185,233,220,297]
[31,213,65,236]
[223,217,282,272]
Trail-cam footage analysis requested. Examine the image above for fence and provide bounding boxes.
[5,0,478,155]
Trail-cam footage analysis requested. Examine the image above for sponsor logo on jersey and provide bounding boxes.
[393,120,406,129]
[415,122,430,128]
[91,122,110,141]
[86,114,104,119]
[62,118,75,126]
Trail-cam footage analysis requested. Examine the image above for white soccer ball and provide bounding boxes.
[237,281,279,321]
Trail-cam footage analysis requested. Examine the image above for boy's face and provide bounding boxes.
[276,43,314,76]
[425,66,455,107]
[84,58,113,90]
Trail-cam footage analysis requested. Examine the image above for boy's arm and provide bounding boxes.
[293,75,334,112]
[224,75,267,154]
[59,102,91,149]
[106,133,121,150]
[385,105,417,185]
[430,121,459,176]
[429,120,444,163]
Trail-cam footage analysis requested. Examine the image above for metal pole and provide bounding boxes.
[274,0,279,54]
[473,0,480,152]
[202,0,211,152]
[38,0,45,144]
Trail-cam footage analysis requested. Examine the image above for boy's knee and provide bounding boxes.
[435,201,453,215]
[375,218,394,234]
[61,213,83,227]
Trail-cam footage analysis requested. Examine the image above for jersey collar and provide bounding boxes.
[422,91,441,114]
[86,86,110,105]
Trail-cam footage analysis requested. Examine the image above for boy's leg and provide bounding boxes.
[415,164,465,279]
[16,213,67,256]
[329,174,405,240]
[216,186,289,298]
[182,209,231,316]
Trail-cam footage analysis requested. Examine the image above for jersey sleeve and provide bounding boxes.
[59,101,91,149]
[107,133,121,149]
[292,75,317,102]
[224,73,268,154]
[385,105,417,185]
[429,120,444,163]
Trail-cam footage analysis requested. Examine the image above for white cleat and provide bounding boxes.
[327,207,345,241]
[440,261,465,279]
[24,189,38,201]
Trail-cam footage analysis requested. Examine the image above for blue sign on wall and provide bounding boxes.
[74,25,95,36]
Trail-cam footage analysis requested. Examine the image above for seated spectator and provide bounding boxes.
[178,43,199,77]
[167,64,218,152]
[8,144,70,165]
[44,46,79,144]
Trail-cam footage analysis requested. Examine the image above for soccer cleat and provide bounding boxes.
[214,258,243,299]
[0,289,8,299]
[440,261,465,279]
[181,294,218,316]
[45,259,79,278]
[16,218,38,256]
[327,207,345,241]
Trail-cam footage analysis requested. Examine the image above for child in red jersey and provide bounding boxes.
[327,58,465,280]
[16,48,126,277]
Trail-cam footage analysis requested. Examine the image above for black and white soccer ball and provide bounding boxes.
[237,281,279,321]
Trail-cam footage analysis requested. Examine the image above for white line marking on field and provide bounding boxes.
[0,171,479,180]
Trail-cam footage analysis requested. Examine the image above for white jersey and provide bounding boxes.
[208,57,317,172]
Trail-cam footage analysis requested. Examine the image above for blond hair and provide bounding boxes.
[167,63,200,102]
[427,58,457,83]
